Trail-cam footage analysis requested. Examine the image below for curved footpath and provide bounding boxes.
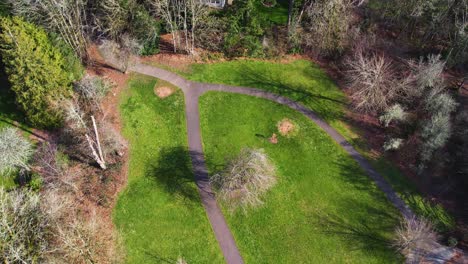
[130,63,418,264]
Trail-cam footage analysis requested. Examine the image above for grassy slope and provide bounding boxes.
[181,59,453,231]
[114,74,223,263]
[200,92,402,263]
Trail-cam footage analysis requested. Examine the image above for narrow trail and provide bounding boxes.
[130,63,416,264]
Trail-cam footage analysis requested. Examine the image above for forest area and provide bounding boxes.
[0,0,467,263]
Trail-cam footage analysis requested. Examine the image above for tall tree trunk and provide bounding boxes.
[288,0,294,28]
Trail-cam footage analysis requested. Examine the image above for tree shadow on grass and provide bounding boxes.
[143,250,178,263]
[145,146,199,204]
[233,64,346,121]
[332,159,393,204]
[310,159,403,256]
[311,195,400,256]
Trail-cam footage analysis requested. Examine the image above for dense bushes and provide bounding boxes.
[224,0,267,57]
[95,0,160,55]
[302,0,354,56]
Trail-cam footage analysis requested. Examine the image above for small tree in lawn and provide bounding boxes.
[210,148,276,212]
[0,128,33,175]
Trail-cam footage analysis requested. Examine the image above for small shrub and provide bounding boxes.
[383,138,404,151]
[210,148,276,212]
[379,104,408,127]
[0,128,33,174]
[420,112,452,164]
[74,74,113,112]
[393,217,438,260]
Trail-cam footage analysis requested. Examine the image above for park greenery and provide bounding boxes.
[0,0,467,263]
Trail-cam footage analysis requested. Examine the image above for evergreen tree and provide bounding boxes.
[0,16,72,128]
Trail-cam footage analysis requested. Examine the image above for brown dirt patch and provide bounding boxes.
[155,86,174,98]
[277,119,296,136]
[269,133,278,144]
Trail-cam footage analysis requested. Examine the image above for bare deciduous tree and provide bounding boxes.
[9,0,89,61]
[210,148,276,212]
[99,36,140,73]
[302,0,353,54]
[346,51,398,113]
[151,0,208,54]
[0,127,33,174]
[74,74,112,113]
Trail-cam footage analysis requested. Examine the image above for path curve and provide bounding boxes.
[130,63,415,264]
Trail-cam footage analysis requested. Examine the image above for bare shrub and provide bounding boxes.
[0,188,49,263]
[0,127,33,174]
[379,104,408,127]
[210,148,276,212]
[99,36,140,73]
[393,217,439,261]
[74,74,113,113]
[100,122,127,158]
[33,143,79,192]
[42,190,123,264]
[346,51,398,113]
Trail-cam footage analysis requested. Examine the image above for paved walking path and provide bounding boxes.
[130,63,418,264]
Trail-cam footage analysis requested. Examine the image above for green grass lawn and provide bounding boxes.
[113,74,223,263]
[199,92,402,263]
[180,59,454,232]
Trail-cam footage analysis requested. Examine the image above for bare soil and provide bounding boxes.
[269,133,278,144]
[277,118,295,136]
[155,86,174,98]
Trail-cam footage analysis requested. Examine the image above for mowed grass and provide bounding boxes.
[182,59,349,135]
[182,59,455,232]
[199,92,402,263]
[114,74,223,263]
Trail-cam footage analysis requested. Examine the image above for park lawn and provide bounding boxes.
[199,92,403,263]
[113,74,223,263]
[181,59,454,232]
